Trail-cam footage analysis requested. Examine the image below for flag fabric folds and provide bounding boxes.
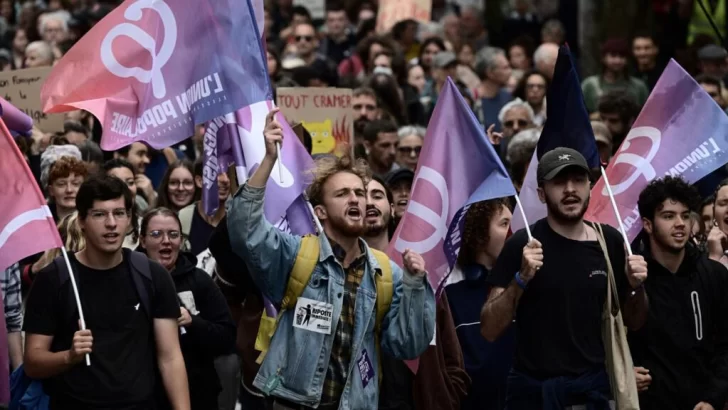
[586,60,728,239]
[41,0,270,151]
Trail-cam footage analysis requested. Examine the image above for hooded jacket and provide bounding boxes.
[629,244,728,410]
[170,252,236,409]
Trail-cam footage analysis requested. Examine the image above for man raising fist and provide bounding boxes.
[480,147,649,409]
[226,108,435,410]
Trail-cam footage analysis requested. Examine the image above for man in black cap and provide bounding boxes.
[481,147,649,409]
[385,168,414,230]
[698,44,728,82]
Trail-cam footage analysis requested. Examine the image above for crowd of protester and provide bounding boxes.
[4,0,728,409]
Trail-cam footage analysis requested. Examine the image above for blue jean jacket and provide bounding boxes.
[226,184,436,409]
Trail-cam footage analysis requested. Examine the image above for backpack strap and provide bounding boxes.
[179,204,195,251]
[128,251,153,319]
[282,235,321,310]
[369,249,393,385]
[255,235,321,364]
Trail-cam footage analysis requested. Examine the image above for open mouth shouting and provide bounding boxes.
[365,207,381,224]
[346,206,363,221]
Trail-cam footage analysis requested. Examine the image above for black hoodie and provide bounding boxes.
[170,252,237,409]
[629,244,728,410]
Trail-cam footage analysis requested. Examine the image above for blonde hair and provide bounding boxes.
[306,155,370,207]
[34,212,86,271]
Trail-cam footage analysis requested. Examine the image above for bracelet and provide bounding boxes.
[514,272,528,290]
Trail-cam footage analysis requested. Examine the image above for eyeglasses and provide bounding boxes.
[526,83,546,90]
[169,180,194,189]
[295,35,314,42]
[504,119,529,128]
[397,146,422,155]
[147,230,182,241]
[89,209,129,222]
[353,103,376,111]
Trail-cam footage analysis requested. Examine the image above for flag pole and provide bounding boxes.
[513,195,533,241]
[59,246,91,366]
[600,167,633,256]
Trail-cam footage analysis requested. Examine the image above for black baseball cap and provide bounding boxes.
[385,168,414,186]
[537,147,590,182]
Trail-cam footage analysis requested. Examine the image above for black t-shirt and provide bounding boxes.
[189,206,216,256]
[23,251,180,410]
[487,218,628,379]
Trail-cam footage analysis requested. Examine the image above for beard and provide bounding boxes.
[354,117,369,136]
[545,194,590,224]
[364,208,390,237]
[329,214,366,238]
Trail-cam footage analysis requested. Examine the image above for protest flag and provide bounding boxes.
[41,0,270,151]
[0,97,32,136]
[511,45,600,232]
[586,60,728,240]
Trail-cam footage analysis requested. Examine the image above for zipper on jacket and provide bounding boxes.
[691,291,703,341]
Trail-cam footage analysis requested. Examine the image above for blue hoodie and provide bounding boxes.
[446,264,516,410]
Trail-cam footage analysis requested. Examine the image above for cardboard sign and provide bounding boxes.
[376,0,432,33]
[0,67,64,133]
[276,87,353,156]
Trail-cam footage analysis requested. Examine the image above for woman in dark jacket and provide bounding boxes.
[139,207,236,410]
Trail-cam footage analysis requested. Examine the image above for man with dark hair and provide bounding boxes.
[385,168,414,227]
[23,176,190,409]
[696,74,725,109]
[597,89,640,152]
[113,141,157,207]
[630,176,728,410]
[481,147,649,408]
[362,175,393,251]
[319,3,356,65]
[363,119,399,177]
[632,31,663,91]
[292,22,339,86]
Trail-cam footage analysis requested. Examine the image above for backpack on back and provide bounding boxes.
[254,235,393,377]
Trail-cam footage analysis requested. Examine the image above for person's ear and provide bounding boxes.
[194,175,203,189]
[314,205,327,220]
[537,187,546,204]
[642,217,653,235]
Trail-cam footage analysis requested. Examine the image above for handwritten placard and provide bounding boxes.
[277,88,353,156]
[0,67,64,133]
[376,0,432,33]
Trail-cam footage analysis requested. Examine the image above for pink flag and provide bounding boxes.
[41,0,269,150]
[0,118,62,273]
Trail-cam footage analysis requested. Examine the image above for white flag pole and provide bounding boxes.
[514,195,533,242]
[600,167,633,256]
[59,246,90,366]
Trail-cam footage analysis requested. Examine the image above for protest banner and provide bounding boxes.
[376,0,432,33]
[276,87,353,155]
[0,67,64,133]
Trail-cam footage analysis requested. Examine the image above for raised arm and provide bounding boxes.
[225,108,302,303]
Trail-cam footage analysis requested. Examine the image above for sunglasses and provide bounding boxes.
[398,146,422,155]
[295,35,314,42]
[504,119,529,128]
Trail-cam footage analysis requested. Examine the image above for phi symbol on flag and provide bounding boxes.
[602,126,662,197]
[394,166,449,255]
[99,0,177,99]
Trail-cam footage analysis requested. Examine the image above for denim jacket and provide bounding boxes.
[226,184,436,409]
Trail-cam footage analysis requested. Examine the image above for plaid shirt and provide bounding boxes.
[1,264,22,333]
[320,240,367,406]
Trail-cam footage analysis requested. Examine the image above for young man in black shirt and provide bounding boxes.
[480,147,649,408]
[629,176,728,410]
[23,176,190,410]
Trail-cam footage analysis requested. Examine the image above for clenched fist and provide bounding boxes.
[402,248,426,277]
[626,254,648,289]
[263,108,283,160]
[520,238,543,283]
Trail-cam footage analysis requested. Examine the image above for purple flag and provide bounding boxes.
[387,78,516,292]
[587,60,728,239]
[41,0,270,150]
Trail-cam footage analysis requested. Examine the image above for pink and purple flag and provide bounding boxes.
[586,60,728,239]
[40,0,270,150]
[0,97,32,136]
[387,78,515,293]
[511,45,600,232]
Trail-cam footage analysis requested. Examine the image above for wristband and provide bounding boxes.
[514,272,528,290]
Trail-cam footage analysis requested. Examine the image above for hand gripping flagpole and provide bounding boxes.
[600,167,633,256]
[59,247,91,366]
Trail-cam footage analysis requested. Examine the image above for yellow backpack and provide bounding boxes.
[254,235,393,370]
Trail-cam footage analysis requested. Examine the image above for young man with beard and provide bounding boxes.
[226,109,435,410]
[23,176,190,410]
[362,175,393,251]
[481,147,649,408]
[628,177,728,410]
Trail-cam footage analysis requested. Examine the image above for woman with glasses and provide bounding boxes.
[157,160,197,213]
[513,70,548,126]
[139,207,236,410]
[396,125,425,171]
